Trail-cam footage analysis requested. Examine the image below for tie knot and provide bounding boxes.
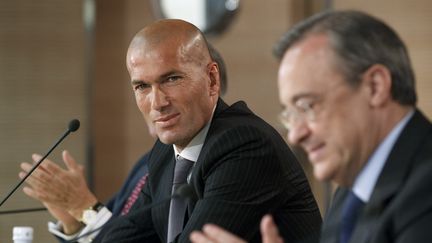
[342,191,364,214]
[173,156,194,185]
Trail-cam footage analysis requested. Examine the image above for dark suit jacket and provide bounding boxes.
[107,153,150,217]
[101,99,322,243]
[321,110,432,243]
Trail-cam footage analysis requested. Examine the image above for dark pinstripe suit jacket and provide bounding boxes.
[321,110,432,243]
[101,99,322,243]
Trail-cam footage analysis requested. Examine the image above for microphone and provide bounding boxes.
[66,184,196,243]
[0,207,47,215]
[175,182,197,201]
[0,119,81,208]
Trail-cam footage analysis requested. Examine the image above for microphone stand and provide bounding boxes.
[0,119,80,208]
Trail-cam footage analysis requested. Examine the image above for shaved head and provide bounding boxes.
[126,19,220,149]
[127,19,211,71]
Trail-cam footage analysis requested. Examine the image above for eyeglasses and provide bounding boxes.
[278,99,318,131]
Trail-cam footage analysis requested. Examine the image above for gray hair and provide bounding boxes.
[208,44,228,96]
[274,10,416,105]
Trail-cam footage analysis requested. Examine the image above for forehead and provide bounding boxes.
[127,41,197,79]
[128,41,178,65]
[277,35,344,104]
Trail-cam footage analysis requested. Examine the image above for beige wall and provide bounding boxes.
[333,0,432,118]
[0,1,87,242]
[0,1,430,242]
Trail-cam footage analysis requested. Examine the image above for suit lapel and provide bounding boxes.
[351,110,432,243]
[195,99,251,166]
[147,141,175,242]
[187,99,252,215]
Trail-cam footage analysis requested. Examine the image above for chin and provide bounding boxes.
[313,163,335,183]
[157,133,177,145]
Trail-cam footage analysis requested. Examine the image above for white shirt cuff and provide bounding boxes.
[48,207,112,243]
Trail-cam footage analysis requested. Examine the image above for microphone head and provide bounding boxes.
[68,119,80,132]
[174,184,197,201]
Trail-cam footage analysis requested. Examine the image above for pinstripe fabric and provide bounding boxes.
[101,99,322,243]
[167,156,194,242]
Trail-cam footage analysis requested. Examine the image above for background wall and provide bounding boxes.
[0,1,88,242]
[0,0,430,242]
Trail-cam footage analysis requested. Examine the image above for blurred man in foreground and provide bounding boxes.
[191,10,432,243]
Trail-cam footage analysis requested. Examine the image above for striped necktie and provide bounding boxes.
[167,156,194,243]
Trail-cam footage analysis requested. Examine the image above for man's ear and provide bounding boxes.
[362,64,392,107]
[208,62,220,96]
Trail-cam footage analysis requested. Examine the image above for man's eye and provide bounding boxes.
[296,99,315,112]
[134,83,150,91]
[166,76,181,83]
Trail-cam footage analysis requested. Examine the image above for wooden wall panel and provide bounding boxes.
[0,1,86,242]
[332,0,432,118]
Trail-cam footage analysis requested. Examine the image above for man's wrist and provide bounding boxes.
[69,197,98,220]
[61,220,84,235]
[80,201,104,225]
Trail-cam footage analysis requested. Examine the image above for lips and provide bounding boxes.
[304,143,325,163]
[154,113,180,128]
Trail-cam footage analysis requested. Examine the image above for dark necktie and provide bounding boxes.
[340,190,365,243]
[167,156,194,243]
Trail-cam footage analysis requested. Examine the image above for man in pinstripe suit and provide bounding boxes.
[99,19,322,243]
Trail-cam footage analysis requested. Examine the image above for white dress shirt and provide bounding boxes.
[352,110,414,203]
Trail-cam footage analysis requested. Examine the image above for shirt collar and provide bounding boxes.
[173,104,217,163]
[352,110,414,203]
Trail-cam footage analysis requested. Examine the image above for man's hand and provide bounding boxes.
[189,215,284,243]
[19,150,98,221]
[261,215,284,243]
[43,202,83,234]
[190,224,247,243]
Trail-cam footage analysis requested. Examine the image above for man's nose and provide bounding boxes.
[287,120,310,145]
[150,86,169,111]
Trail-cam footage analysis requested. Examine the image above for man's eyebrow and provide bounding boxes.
[130,70,183,85]
[291,93,316,103]
[131,79,147,85]
[160,71,180,79]
[280,93,314,111]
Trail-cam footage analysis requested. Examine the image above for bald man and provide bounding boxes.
[18,43,229,243]
[99,19,321,243]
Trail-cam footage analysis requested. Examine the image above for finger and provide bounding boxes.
[21,160,57,184]
[190,231,214,243]
[19,166,59,199]
[32,154,60,174]
[261,215,284,243]
[21,171,46,190]
[30,154,48,174]
[32,153,54,165]
[22,185,53,203]
[62,150,79,171]
[22,186,44,201]
[18,171,32,181]
[38,159,67,177]
[202,224,246,243]
[20,162,50,183]
[20,162,34,173]
[22,186,35,198]
[22,176,59,203]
